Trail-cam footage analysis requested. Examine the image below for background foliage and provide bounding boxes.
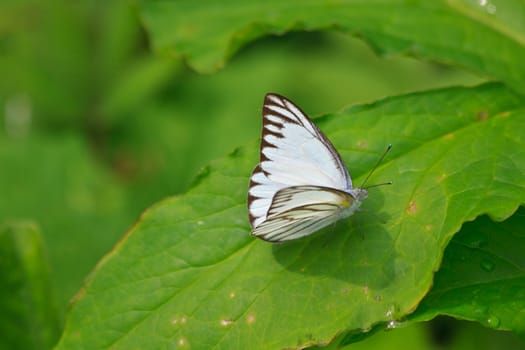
[0,0,524,349]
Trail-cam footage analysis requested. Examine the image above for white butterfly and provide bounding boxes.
[248,93,390,242]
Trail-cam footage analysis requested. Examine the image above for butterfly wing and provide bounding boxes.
[252,186,357,242]
[248,93,353,229]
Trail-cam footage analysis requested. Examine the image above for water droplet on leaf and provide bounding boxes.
[486,315,500,328]
[467,238,488,249]
[386,320,400,330]
[385,303,400,319]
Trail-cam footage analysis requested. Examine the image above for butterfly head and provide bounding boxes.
[340,188,368,209]
[337,188,368,219]
[351,188,368,202]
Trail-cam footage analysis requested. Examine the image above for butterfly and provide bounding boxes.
[248,93,390,242]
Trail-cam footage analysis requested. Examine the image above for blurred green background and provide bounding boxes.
[5,1,523,349]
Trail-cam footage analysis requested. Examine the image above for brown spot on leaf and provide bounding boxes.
[246,313,256,325]
[407,200,417,215]
[477,110,489,121]
[357,140,368,149]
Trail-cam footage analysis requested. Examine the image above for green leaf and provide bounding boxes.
[0,222,60,350]
[56,83,525,349]
[139,1,525,94]
[406,207,525,333]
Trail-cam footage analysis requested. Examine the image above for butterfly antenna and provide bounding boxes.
[364,181,393,189]
[360,144,392,189]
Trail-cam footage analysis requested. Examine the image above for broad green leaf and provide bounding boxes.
[406,207,525,333]
[139,1,525,94]
[56,83,525,349]
[0,222,60,350]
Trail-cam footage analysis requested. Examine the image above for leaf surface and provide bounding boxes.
[407,207,525,333]
[56,83,525,349]
[140,1,525,93]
